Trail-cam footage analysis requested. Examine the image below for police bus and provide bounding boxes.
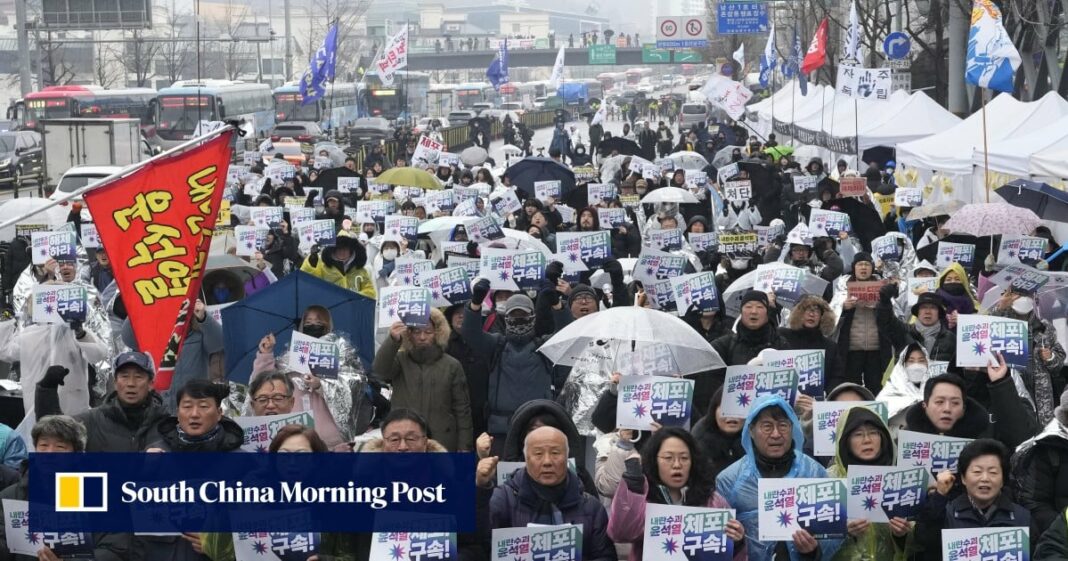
[155,80,274,148]
[272,82,361,132]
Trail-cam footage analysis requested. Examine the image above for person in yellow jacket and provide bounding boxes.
[300,231,377,299]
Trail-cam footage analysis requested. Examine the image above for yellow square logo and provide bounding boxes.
[55,472,108,512]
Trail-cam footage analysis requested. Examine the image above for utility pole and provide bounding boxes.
[947,0,968,114]
[15,0,32,95]
[284,0,292,80]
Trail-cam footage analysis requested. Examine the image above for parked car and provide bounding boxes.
[262,139,306,166]
[270,121,326,143]
[499,102,525,114]
[347,117,392,149]
[48,165,122,203]
[532,97,547,109]
[447,110,478,123]
[0,130,43,187]
[471,102,495,115]
[413,117,450,135]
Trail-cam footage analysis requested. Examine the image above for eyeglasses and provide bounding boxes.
[656,454,691,466]
[849,429,881,441]
[252,394,293,405]
[384,434,426,446]
[755,421,792,435]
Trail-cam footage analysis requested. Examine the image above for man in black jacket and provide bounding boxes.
[707,290,784,406]
[35,352,168,452]
[884,289,957,363]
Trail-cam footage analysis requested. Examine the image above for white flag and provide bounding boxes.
[845,1,861,62]
[699,74,753,120]
[763,23,777,69]
[376,24,409,86]
[733,44,745,69]
[590,102,607,126]
[548,45,566,90]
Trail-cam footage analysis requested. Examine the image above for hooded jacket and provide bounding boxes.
[690,393,746,482]
[780,294,846,392]
[35,387,168,452]
[300,234,376,299]
[502,400,597,496]
[933,262,978,316]
[489,470,616,561]
[716,395,842,561]
[1014,417,1068,542]
[876,345,937,436]
[825,408,913,561]
[371,308,473,452]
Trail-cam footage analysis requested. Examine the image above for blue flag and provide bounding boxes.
[966,0,1021,93]
[486,38,509,91]
[299,23,339,106]
[793,27,808,95]
[759,23,776,88]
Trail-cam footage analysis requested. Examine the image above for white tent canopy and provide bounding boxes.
[974,114,1068,177]
[1031,146,1068,179]
[863,91,962,150]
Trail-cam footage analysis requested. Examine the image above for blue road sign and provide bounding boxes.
[716,2,769,35]
[883,32,911,60]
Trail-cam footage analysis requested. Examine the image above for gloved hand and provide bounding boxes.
[40,366,70,389]
[69,319,86,339]
[471,279,491,306]
[307,246,320,268]
[466,241,480,258]
[879,282,900,304]
[546,261,565,285]
[602,259,623,282]
[542,289,561,308]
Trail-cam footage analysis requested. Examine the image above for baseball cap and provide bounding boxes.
[113,351,155,378]
[503,294,535,315]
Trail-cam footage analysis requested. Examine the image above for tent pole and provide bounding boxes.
[982,88,991,203]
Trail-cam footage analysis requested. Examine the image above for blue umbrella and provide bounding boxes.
[221,271,375,383]
[995,179,1068,222]
[506,156,576,199]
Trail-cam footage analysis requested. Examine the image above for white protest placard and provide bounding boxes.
[355,200,395,224]
[265,163,296,184]
[235,225,269,256]
[534,180,561,203]
[897,429,973,477]
[763,349,826,398]
[250,206,284,229]
[645,228,684,252]
[808,209,852,237]
[793,175,818,193]
[297,220,337,248]
[490,524,582,561]
[287,331,341,379]
[757,479,847,541]
[234,531,320,561]
[490,188,523,217]
[871,234,904,263]
[718,163,740,183]
[438,153,459,167]
[412,135,444,164]
[479,248,546,291]
[935,241,976,270]
[3,499,94,558]
[956,314,1029,369]
[811,401,888,457]
[616,375,696,430]
[894,187,923,207]
[424,189,456,214]
[723,180,752,203]
[336,177,361,194]
[418,266,472,307]
[384,214,419,244]
[670,271,720,314]
[32,284,87,325]
[80,223,100,249]
[643,504,735,561]
[377,286,433,328]
[289,207,317,228]
[468,215,505,243]
[234,411,315,453]
[997,234,1047,267]
[244,176,267,198]
[720,365,799,418]
[907,277,938,307]
[368,181,391,196]
[688,232,719,253]
[369,532,457,561]
[392,257,434,286]
[941,527,1029,561]
[846,465,929,523]
[448,255,481,279]
[394,186,425,201]
[587,183,617,206]
[31,230,77,264]
[598,208,628,230]
[685,169,709,189]
[632,250,687,286]
[556,204,576,224]
[243,151,258,166]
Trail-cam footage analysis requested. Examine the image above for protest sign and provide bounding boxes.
[894,187,923,208]
[491,525,581,561]
[297,220,336,247]
[242,151,258,166]
[587,183,618,205]
[632,250,687,285]
[643,504,735,561]
[646,279,678,313]
[412,135,444,164]
[355,200,395,224]
[418,266,472,306]
[235,226,269,256]
[614,343,682,378]
[423,189,456,214]
[871,234,903,263]
[479,248,547,291]
[998,234,1046,267]
[250,206,284,229]
[808,209,852,237]
[846,465,929,522]
[941,527,1028,561]
[688,232,719,253]
[235,411,315,453]
[468,215,505,243]
[336,177,360,194]
[645,228,684,252]
[377,286,432,328]
[753,266,817,308]
[490,188,523,217]
[811,401,888,457]
[370,532,456,561]
[598,208,628,230]
[32,284,87,325]
[534,180,561,203]
[384,215,419,244]
[723,180,753,203]
[289,207,316,228]
[956,314,1029,369]
[616,376,696,430]
[393,257,435,286]
[80,223,100,249]
[758,479,847,540]
[847,280,886,308]
[394,186,424,201]
[670,272,720,314]
[718,232,758,255]
[907,277,938,307]
[793,175,818,193]
[234,531,320,561]
[556,231,612,269]
[936,241,976,270]
[31,230,76,264]
[556,204,576,224]
[897,429,972,476]
[721,365,799,418]
[717,163,739,183]
[3,499,94,558]
[763,349,825,398]
[839,176,868,197]
[288,332,340,379]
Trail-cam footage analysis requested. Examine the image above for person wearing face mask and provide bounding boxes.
[989,288,1066,425]
[934,263,977,318]
[876,344,934,435]
[373,310,473,452]
[461,281,557,456]
[715,254,758,320]
[372,240,404,291]
[691,388,746,482]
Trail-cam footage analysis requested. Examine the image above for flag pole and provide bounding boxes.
[0,126,237,232]
[854,97,860,169]
[982,87,990,203]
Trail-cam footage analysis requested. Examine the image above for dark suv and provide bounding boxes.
[0,131,42,187]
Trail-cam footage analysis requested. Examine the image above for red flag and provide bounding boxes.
[801,18,829,75]
[84,131,233,391]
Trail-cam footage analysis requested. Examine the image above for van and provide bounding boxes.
[678,102,709,133]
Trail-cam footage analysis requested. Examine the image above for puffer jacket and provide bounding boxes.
[716,395,843,561]
[146,416,244,453]
[916,493,1029,560]
[489,470,615,561]
[36,386,168,452]
[501,399,597,496]
[371,308,473,452]
[1012,418,1068,541]
[779,294,846,392]
[299,235,376,299]
[988,307,1066,426]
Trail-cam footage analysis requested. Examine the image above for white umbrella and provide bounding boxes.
[599,154,653,183]
[721,262,829,316]
[461,146,489,167]
[0,198,71,241]
[641,186,699,204]
[666,151,709,170]
[501,145,524,157]
[500,228,553,257]
[539,306,725,375]
[418,215,477,235]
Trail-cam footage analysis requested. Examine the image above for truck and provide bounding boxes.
[41,118,146,189]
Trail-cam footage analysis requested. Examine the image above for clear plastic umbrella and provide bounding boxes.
[539,306,725,374]
[721,262,829,316]
[0,198,71,241]
[666,151,709,170]
[641,186,700,204]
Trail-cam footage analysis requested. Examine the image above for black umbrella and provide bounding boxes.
[506,156,577,199]
[310,166,361,190]
[597,137,641,157]
[820,197,887,252]
[995,179,1068,222]
[915,233,991,278]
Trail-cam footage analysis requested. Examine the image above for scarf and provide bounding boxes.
[527,475,569,525]
[176,423,222,445]
[755,449,795,478]
[914,321,942,353]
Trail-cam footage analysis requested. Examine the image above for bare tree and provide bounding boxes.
[210,0,255,80]
[92,39,122,88]
[299,0,372,81]
[34,31,76,86]
[157,1,195,84]
[120,30,161,87]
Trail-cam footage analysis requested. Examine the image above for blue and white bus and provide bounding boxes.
[155,80,275,148]
[273,82,360,132]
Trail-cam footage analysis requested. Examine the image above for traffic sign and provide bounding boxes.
[657,16,710,49]
[716,2,769,35]
[883,32,911,60]
[588,45,617,65]
[721,63,734,76]
[642,44,671,64]
[674,50,702,63]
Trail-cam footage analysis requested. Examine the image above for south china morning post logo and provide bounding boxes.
[55,472,108,512]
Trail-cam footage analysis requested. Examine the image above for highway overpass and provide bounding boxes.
[406,46,708,71]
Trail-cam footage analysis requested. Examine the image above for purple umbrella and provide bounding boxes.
[944,202,1041,237]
